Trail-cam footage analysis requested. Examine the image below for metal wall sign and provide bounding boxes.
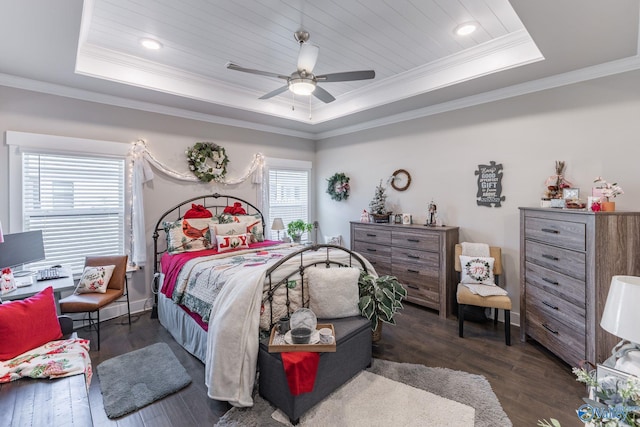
[475,161,505,207]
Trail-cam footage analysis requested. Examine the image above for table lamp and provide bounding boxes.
[600,275,640,373]
[271,218,284,241]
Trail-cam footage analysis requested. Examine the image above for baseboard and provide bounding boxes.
[489,309,521,327]
[65,298,153,323]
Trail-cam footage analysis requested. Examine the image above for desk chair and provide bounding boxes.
[59,255,130,350]
[454,244,512,345]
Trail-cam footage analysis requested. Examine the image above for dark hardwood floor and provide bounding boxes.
[85,303,585,427]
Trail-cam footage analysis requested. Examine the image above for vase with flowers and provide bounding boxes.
[593,177,624,212]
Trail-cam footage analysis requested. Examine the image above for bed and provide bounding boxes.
[151,193,373,407]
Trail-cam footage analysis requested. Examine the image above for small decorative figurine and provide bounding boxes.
[360,209,370,223]
[426,200,437,226]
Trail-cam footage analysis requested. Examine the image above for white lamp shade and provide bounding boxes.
[600,275,640,344]
[271,218,285,231]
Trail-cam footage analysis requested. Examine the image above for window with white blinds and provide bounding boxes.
[22,152,125,274]
[267,168,310,241]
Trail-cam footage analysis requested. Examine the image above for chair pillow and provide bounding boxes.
[75,265,116,294]
[308,267,361,319]
[459,255,495,285]
[216,233,250,252]
[0,286,62,361]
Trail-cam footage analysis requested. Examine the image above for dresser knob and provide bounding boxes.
[542,277,559,286]
[542,254,559,261]
[541,228,559,234]
[542,301,559,310]
[542,323,559,334]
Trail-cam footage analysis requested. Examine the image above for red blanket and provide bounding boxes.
[281,352,320,395]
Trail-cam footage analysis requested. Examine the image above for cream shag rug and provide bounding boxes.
[215,359,512,427]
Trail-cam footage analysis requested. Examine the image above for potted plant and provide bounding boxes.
[286,219,313,243]
[358,273,407,341]
[369,180,390,222]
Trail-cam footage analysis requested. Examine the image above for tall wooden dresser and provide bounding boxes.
[350,221,458,318]
[519,207,640,365]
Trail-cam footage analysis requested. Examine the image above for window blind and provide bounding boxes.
[267,169,310,240]
[22,152,125,274]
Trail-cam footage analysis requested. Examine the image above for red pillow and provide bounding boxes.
[184,203,213,219]
[0,286,62,360]
[223,202,247,215]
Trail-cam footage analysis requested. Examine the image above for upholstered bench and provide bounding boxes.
[258,315,372,424]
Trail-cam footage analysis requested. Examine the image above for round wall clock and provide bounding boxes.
[391,169,411,191]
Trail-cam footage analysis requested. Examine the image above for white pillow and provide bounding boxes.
[164,218,217,254]
[308,267,360,319]
[459,256,495,285]
[324,235,343,246]
[216,233,250,252]
[75,265,116,294]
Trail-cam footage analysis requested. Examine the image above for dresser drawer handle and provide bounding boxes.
[407,269,420,274]
[542,323,559,334]
[407,254,420,259]
[407,284,419,290]
[542,301,559,310]
[541,228,559,234]
[366,248,377,252]
[542,277,559,286]
[542,254,559,261]
[407,238,420,243]
[366,233,377,237]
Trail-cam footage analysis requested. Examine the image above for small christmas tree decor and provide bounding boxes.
[369,180,390,222]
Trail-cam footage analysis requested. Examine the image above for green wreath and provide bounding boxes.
[464,258,491,282]
[327,172,350,201]
[186,142,229,183]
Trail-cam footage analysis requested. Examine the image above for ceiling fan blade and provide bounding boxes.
[297,43,319,73]
[316,70,375,82]
[312,86,336,103]
[226,62,289,80]
[259,85,289,100]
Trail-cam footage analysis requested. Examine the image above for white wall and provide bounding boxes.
[315,69,640,322]
[0,86,315,316]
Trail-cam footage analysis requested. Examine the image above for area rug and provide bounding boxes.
[215,359,512,427]
[97,342,192,418]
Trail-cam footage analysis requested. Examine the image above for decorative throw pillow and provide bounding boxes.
[218,213,264,242]
[459,256,495,285]
[324,235,343,246]
[0,286,62,361]
[164,218,217,254]
[308,267,361,319]
[75,265,116,294]
[216,233,250,252]
[184,203,213,219]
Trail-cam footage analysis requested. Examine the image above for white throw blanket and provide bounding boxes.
[460,242,490,257]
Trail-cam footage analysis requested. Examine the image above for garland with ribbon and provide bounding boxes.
[186,142,229,183]
[327,172,350,201]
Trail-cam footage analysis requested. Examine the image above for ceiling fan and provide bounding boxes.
[226,30,375,103]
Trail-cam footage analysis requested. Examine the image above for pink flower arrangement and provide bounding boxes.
[594,176,624,200]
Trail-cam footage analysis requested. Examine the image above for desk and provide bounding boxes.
[2,271,75,314]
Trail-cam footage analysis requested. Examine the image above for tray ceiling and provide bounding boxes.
[1,0,639,138]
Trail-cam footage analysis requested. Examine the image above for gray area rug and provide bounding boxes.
[97,342,192,418]
[215,358,512,427]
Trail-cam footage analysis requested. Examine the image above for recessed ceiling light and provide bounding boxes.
[454,22,478,36]
[140,38,162,50]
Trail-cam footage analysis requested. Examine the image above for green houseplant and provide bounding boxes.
[358,273,407,341]
[286,220,313,243]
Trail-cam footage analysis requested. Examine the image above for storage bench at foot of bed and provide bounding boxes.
[258,315,372,424]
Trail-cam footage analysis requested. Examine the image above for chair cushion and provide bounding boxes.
[60,288,123,313]
[75,265,115,294]
[456,283,512,310]
[0,286,63,361]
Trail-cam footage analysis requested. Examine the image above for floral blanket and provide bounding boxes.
[0,339,92,387]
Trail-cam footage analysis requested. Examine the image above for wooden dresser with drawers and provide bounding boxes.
[350,221,458,318]
[519,207,640,365]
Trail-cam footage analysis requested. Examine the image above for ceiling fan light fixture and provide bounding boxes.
[289,79,316,96]
[454,22,477,36]
[140,38,162,50]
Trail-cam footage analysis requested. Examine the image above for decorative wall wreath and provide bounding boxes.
[326,172,350,201]
[185,142,229,183]
[391,169,411,191]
